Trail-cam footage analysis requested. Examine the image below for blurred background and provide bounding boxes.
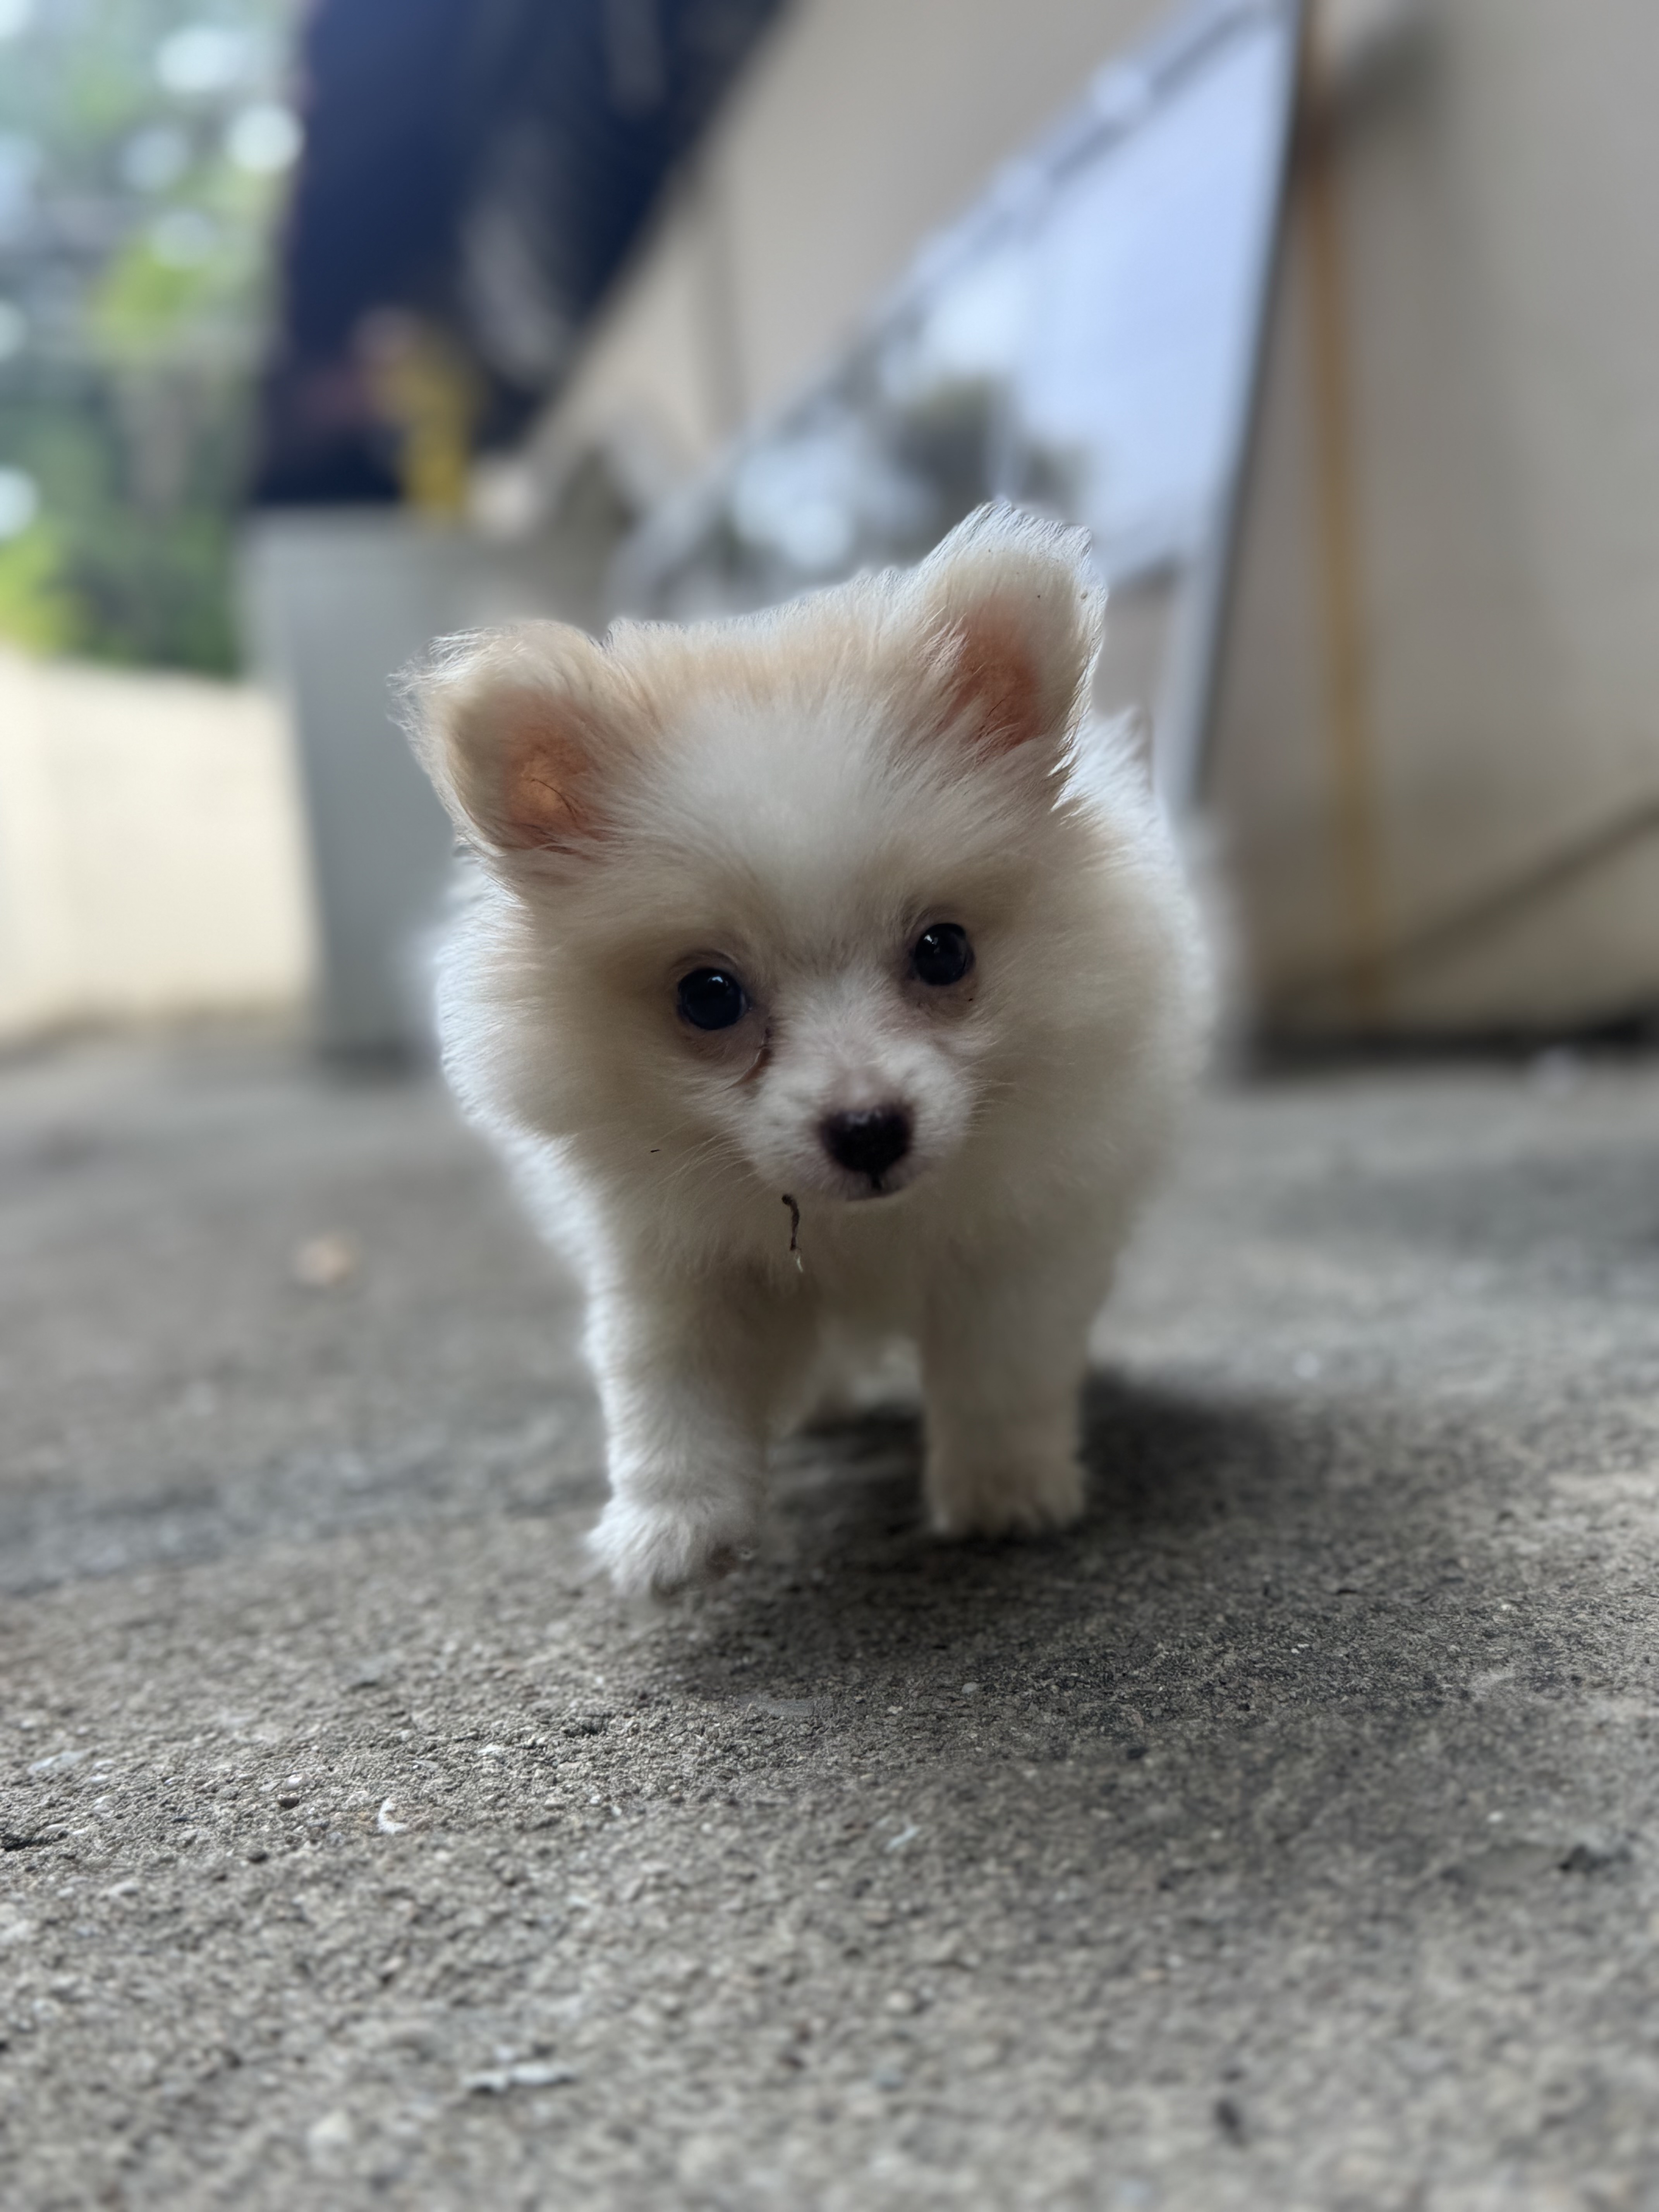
[2,0,1657,1054]
[10,17,1659,2195]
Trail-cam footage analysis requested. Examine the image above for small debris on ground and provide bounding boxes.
[291,1231,359,1289]
[464,2060,579,2094]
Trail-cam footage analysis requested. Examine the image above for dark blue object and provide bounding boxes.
[252,0,783,505]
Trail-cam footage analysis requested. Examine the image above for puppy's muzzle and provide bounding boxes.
[820,1105,912,1188]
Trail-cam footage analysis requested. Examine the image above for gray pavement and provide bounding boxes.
[3,1029,1659,2211]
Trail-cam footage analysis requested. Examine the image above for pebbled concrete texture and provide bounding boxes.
[3,1030,1659,2211]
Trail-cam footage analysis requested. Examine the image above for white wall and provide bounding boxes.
[0,651,314,1040]
[535,0,1164,482]
[1214,0,1659,1032]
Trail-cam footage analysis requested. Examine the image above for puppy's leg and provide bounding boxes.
[586,1271,809,1596]
[919,1247,1104,1539]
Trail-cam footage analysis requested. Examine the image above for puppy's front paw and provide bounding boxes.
[927,1447,1085,1540]
[588,1493,759,1597]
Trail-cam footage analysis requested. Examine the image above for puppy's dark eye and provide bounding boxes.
[910,923,974,988]
[677,967,749,1030]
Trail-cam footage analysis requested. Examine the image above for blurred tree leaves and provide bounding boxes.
[0,0,298,672]
[0,516,75,653]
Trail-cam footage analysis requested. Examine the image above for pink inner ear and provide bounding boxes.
[940,598,1046,754]
[494,695,594,848]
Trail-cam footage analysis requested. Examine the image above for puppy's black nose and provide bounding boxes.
[821,1105,912,1182]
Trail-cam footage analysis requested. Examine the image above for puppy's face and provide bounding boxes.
[412,507,1103,1210]
[582,686,1042,1207]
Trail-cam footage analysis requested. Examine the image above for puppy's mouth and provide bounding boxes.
[828,1159,922,1204]
[770,1159,924,1207]
[845,1171,909,1202]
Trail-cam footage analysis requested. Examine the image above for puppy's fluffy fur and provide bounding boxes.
[407,505,1206,1595]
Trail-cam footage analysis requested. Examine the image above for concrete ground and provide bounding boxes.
[3,1030,1659,2212]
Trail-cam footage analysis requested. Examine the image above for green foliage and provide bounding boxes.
[95,235,224,360]
[0,520,76,655]
[0,0,297,672]
[64,499,240,670]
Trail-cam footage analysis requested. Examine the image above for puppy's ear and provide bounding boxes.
[915,504,1103,759]
[404,622,642,858]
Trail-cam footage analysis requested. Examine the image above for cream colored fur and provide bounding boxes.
[406,505,1207,1595]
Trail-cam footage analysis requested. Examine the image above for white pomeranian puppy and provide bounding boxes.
[406,504,1206,1595]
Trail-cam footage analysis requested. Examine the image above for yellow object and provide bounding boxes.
[361,313,480,517]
